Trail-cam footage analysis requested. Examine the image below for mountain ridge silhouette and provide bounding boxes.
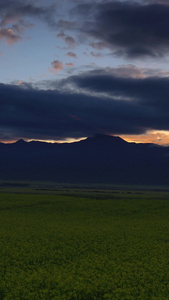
[0,135,169,185]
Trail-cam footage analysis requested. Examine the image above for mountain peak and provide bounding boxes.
[15,139,26,144]
[0,134,169,185]
[87,134,127,144]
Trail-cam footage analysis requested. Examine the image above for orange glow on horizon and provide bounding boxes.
[1,131,169,145]
[0,139,18,144]
[27,137,87,144]
[0,138,87,144]
[120,130,169,146]
[17,80,23,85]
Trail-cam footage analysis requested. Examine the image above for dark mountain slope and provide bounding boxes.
[0,135,169,185]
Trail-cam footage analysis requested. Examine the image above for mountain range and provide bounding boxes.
[1,134,169,186]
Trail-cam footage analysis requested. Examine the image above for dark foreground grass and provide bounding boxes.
[0,190,169,299]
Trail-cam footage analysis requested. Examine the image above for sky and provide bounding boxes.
[1,0,169,145]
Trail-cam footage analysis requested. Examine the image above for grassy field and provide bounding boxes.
[0,187,169,299]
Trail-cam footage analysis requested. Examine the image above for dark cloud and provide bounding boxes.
[76,1,169,58]
[66,70,169,108]
[0,0,55,21]
[1,71,169,141]
[3,0,169,58]
[147,0,169,4]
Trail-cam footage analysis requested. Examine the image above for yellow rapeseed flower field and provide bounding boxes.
[0,188,169,299]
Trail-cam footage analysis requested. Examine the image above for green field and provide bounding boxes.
[0,187,169,299]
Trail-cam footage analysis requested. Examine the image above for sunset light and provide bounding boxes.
[2,2,169,298]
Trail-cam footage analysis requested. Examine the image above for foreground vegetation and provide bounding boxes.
[0,188,169,299]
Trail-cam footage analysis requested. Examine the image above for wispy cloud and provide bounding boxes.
[64,35,76,47]
[0,28,21,44]
[65,51,77,58]
[90,51,102,58]
[50,60,63,73]
[57,31,76,48]
[0,0,55,45]
[65,63,74,67]
[57,19,76,30]
[90,41,107,50]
